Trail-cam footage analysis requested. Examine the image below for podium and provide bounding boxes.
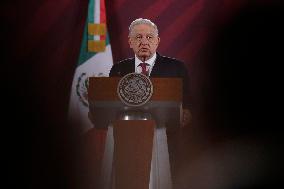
[88,77,182,189]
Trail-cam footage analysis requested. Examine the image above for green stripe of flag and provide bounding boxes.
[88,0,94,23]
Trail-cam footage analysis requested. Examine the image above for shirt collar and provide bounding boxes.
[135,53,157,68]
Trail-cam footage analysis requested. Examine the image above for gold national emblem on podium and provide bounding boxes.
[117,73,153,107]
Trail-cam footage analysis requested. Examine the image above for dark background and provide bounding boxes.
[1,0,283,188]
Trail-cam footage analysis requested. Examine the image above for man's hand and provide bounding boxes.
[181,108,192,127]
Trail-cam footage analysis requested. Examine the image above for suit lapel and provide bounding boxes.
[123,58,135,75]
[150,53,163,77]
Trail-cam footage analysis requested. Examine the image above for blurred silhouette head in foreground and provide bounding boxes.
[198,1,284,137]
[176,1,284,189]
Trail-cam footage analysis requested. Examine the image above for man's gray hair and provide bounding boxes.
[129,18,159,36]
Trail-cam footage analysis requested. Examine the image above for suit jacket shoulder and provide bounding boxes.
[157,54,183,63]
[109,58,134,77]
[151,54,187,77]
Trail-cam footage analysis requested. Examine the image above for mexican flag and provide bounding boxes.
[69,0,113,133]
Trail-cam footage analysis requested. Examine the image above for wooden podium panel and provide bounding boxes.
[88,77,182,101]
[113,120,155,189]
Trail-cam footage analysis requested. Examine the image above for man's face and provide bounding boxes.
[128,24,160,61]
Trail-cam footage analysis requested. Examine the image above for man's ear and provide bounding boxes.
[128,37,133,49]
[157,36,160,45]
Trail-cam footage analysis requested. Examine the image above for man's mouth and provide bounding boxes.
[140,48,149,51]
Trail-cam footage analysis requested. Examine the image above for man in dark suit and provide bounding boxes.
[109,18,191,126]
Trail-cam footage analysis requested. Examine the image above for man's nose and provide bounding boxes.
[140,36,149,44]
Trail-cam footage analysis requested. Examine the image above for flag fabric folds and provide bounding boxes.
[69,0,113,133]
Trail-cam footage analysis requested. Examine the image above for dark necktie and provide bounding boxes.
[138,62,149,76]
